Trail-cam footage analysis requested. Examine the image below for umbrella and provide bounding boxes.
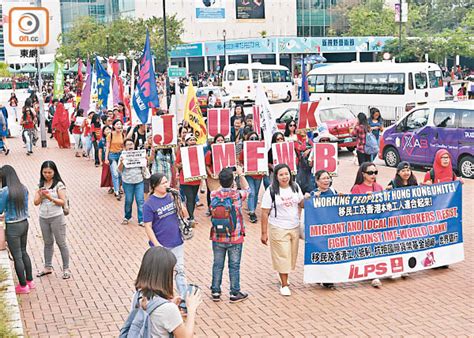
[7,67,19,73]
[18,64,37,73]
[40,63,55,74]
[68,63,86,73]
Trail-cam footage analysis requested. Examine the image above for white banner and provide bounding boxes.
[255,81,278,151]
[243,141,268,175]
[122,150,147,168]
[313,143,338,176]
[181,145,207,182]
[151,115,177,148]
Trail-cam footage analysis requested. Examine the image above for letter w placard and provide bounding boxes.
[272,141,297,174]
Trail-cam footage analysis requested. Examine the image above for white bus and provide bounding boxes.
[307,62,445,123]
[223,63,292,104]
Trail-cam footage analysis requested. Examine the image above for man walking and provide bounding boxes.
[210,166,250,303]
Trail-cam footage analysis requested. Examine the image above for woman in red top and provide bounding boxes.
[240,131,264,223]
[423,149,464,185]
[20,104,37,155]
[81,111,94,158]
[175,133,202,226]
[52,102,71,149]
[70,109,84,157]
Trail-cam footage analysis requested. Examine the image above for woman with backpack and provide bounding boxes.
[121,247,202,337]
[386,161,418,189]
[0,165,35,294]
[33,161,71,280]
[351,112,372,165]
[423,149,464,185]
[260,163,304,296]
[143,173,190,314]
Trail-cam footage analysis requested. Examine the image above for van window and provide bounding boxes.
[261,70,272,83]
[460,110,474,128]
[237,69,249,81]
[343,74,365,94]
[326,75,337,93]
[414,73,428,89]
[227,70,235,81]
[271,70,282,82]
[428,70,443,88]
[408,72,414,90]
[315,75,325,93]
[434,109,457,128]
[281,70,291,82]
[388,73,405,94]
[403,108,429,131]
[366,73,388,94]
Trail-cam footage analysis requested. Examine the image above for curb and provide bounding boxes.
[0,250,24,337]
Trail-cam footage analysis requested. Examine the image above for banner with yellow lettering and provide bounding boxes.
[184,81,207,145]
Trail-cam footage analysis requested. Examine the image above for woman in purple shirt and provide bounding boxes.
[143,173,189,313]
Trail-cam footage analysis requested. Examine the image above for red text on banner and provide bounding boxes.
[314,142,338,175]
[152,114,177,148]
[207,108,231,140]
[297,101,319,131]
[182,145,207,181]
[272,141,297,174]
[212,143,237,176]
[243,141,268,175]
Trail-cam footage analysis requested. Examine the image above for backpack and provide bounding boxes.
[119,291,170,338]
[210,195,238,236]
[364,131,379,155]
[429,168,456,183]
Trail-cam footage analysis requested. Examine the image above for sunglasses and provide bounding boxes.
[249,137,258,141]
[364,170,378,175]
[289,124,296,127]
[276,137,284,141]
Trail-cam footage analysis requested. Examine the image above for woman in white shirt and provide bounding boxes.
[260,163,304,296]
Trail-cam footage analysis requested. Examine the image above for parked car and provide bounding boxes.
[276,105,358,151]
[196,86,231,116]
[379,101,474,178]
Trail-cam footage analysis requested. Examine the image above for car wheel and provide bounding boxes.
[346,146,355,153]
[383,147,400,167]
[459,155,474,179]
[283,91,292,102]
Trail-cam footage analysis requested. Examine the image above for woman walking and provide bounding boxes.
[33,161,71,280]
[260,163,304,296]
[118,139,145,226]
[143,173,190,313]
[368,108,383,161]
[20,102,37,155]
[52,102,71,149]
[70,108,84,157]
[0,165,35,294]
[104,119,125,201]
[351,112,371,165]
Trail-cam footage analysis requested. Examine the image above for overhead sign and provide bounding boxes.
[168,67,187,78]
[8,7,49,47]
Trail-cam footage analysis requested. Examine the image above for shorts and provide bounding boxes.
[143,178,150,194]
[269,224,300,274]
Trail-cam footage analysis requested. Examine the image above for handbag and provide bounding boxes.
[171,194,193,240]
[56,185,70,216]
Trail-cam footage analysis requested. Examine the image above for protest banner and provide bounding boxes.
[303,181,463,284]
[74,117,85,126]
[122,150,147,168]
[181,145,207,182]
[208,108,231,141]
[95,56,111,110]
[53,60,64,99]
[255,81,278,150]
[252,105,261,137]
[243,141,268,175]
[272,141,297,174]
[151,115,177,148]
[212,143,236,176]
[297,101,319,131]
[184,81,207,144]
[313,143,338,175]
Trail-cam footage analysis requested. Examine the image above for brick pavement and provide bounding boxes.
[1,137,473,337]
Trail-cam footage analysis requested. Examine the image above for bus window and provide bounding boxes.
[237,69,249,81]
[271,70,281,82]
[326,75,337,93]
[388,73,405,94]
[344,74,365,94]
[281,70,291,82]
[228,70,235,81]
[366,73,388,94]
[261,70,272,83]
[428,70,442,88]
[408,72,414,90]
[308,75,316,93]
[315,75,325,93]
[415,72,428,89]
[336,74,344,92]
[252,70,259,83]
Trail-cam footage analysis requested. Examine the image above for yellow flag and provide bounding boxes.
[184,81,207,144]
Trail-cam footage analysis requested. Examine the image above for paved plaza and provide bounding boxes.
[2,137,473,337]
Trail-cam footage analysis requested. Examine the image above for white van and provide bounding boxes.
[223,63,292,104]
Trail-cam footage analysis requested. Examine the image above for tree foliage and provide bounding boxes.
[0,62,11,77]
[56,16,184,64]
[346,0,396,36]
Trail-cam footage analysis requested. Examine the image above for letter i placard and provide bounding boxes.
[182,145,207,182]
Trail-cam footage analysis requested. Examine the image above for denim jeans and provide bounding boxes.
[167,244,187,299]
[82,135,92,156]
[109,152,122,193]
[211,242,243,295]
[263,174,272,190]
[246,176,262,213]
[122,181,144,223]
[6,219,33,286]
[23,129,34,153]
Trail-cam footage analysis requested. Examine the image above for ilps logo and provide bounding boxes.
[9,7,49,47]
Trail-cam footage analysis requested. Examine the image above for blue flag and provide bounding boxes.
[301,56,310,103]
[95,57,111,110]
[133,30,159,124]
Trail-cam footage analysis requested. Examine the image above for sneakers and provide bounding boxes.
[320,283,336,290]
[211,292,221,302]
[280,286,291,296]
[249,212,257,223]
[27,280,36,290]
[116,193,122,201]
[108,188,114,194]
[230,291,248,303]
[371,278,382,288]
[15,284,30,294]
[138,222,145,227]
[122,218,129,225]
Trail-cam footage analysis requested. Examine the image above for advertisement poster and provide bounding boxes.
[195,0,225,21]
[304,182,463,284]
[236,0,265,19]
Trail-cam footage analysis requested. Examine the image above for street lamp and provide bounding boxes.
[163,0,171,110]
[222,29,226,71]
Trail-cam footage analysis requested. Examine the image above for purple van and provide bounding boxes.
[379,101,474,178]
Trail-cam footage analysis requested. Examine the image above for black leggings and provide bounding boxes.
[6,219,33,286]
[357,150,372,166]
[181,184,199,221]
[92,140,99,165]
